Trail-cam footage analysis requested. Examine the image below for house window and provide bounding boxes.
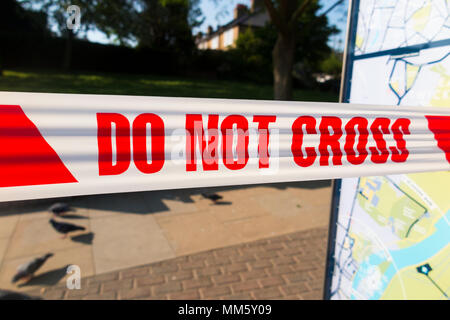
[211,36,219,50]
[224,29,234,47]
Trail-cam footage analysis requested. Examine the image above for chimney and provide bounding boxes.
[207,25,213,35]
[234,4,249,19]
[251,0,264,12]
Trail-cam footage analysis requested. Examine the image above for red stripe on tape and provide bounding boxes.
[0,105,77,187]
[426,115,450,164]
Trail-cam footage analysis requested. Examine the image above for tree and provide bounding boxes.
[0,0,50,75]
[264,0,345,100]
[1,0,49,35]
[21,0,137,70]
[211,0,340,100]
[91,0,203,53]
[134,0,203,53]
[25,0,202,69]
[320,51,343,77]
[233,26,275,82]
[21,0,85,70]
[263,0,312,100]
[233,2,337,90]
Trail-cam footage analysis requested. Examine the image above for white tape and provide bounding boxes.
[0,92,449,202]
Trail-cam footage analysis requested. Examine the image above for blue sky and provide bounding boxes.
[85,0,349,51]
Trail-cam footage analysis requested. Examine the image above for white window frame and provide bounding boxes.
[224,29,234,48]
[211,36,219,50]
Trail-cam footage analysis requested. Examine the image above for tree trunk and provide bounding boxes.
[63,29,74,72]
[273,32,296,100]
[0,49,3,76]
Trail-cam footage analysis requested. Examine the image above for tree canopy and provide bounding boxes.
[133,0,203,52]
[19,0,203,50]
[233,0,338,89]
[1,0,49,36]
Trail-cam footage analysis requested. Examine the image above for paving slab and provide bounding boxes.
[0,238,9,267]
[0,215,19,239]
[91,214,175,274]
[4,213,90,260]
[155,210,245,256]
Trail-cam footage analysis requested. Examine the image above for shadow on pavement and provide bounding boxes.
[17,266,68,288]
[57,213,89,220]
[71,232,95,245]
[210,201,233,206]
[0,180,331,216]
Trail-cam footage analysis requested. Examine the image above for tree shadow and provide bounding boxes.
[71,232,94,245]
[210,201,233,206]
[57,213,89,220]
[0,180,332,216]
[0,197,74,217]
[17,266,68,288]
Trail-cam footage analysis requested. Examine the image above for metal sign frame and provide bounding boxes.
[323,0,359,300]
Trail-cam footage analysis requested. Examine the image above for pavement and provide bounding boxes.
[27,227,328,300]
[0,180,332,299]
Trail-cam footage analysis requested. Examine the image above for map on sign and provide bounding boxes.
[354,0,449,54]
[328,0,450,299]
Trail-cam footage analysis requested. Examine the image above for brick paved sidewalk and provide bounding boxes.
[30,227,329,300]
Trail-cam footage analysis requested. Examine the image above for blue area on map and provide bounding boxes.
[351,210,450,299]
[372,195,379,206]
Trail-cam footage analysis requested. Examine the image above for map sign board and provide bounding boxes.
[325,0,450,300]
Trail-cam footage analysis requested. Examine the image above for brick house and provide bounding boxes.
[196,0,269,50]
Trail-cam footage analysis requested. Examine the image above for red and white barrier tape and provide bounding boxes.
[0,92,449,202]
